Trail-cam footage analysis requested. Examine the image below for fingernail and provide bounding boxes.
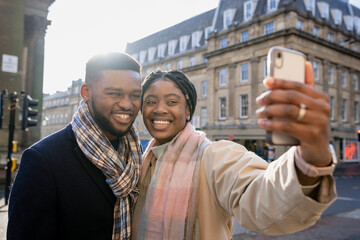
[263,78,274,88]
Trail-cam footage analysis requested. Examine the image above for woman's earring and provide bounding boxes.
[186,115,190,121]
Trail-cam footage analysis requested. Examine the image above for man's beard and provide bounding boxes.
[91,100,133,138]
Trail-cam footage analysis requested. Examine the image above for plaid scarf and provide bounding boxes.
[71,100,141,240]
[135,123,210,240]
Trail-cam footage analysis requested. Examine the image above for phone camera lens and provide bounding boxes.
[277,52,281,58]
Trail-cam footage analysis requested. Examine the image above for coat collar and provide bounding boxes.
[66,124,116,206]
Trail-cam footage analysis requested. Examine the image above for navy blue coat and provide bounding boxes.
[7,124,117,240]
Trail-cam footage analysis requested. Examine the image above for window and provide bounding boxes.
[244,1,253,21]
[327,33,333,42]
[265,22,274,35]
[204,27,213,45]
[344,15,353,31]
[241,30,249,42]
[240,63,249,82]
[320,3,329,19]
[330,96,335,121]
[157,43,166,58]
[240,95,249,118]
[148,47,156,62]
[219,68,227,86]
[166,63,171,71]
[313,61,319,81]
[342,99,348,122]
[264,59,268,77]
[328,66,334,84]
[179,36,190,52]
[313,26,319,36]
[219,98,227,120]
[139,50,147,64]
[306,0,315,15]
[355,17,360,35]
[191,31,202,48]
[201,81,207,97]
[220,38,228,48]
[297,20,303,30]
[224,9,236,29]
[203,58,208,63]
[268,0,277,12]
[168,40,178,56]
[333,9,342,25]
[342,70,347,88]
[190,56,195,67]
[355,101,359,123]
[201,107,207,128]
[177,60,183,70]
[354,74,359,91]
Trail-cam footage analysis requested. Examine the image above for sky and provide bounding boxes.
[43,0,360,94]
[43,0,219,94]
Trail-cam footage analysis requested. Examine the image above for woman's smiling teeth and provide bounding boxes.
[153,120,170,126]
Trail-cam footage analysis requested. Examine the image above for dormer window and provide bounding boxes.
[204,26,213,45]
[179,35,190,52]
[304,0,315,15]
[318,2,329,20]
[139,50,147,64]
[354,17,360,34]
[191,31,203,48]
[157,43,166,58]
[343,15,353,31]
[224,9,236,29]
[244,1,253,22]
[148,47,156,62]
[268,0,278,12]
[331,9,342,25]
[168,39,178,56]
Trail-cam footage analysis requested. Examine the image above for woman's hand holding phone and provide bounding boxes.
[256,47,332,171]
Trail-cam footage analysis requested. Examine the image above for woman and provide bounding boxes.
[132,65,336,240]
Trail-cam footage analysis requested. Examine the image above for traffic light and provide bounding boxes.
[357,129,360,141]
[22,95,39,130]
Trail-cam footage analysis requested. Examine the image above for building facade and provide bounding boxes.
[126,0,360,162]
[41,79,83,138]
[0,0,54,163]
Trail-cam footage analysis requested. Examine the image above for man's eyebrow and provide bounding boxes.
[103,87,141,93]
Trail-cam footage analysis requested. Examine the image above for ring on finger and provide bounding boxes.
[296,103,306,121]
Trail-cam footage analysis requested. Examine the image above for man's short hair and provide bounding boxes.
[85,52,141,83]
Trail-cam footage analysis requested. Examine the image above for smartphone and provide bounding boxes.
[266,46,306,145]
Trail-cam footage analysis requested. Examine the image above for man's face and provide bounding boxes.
[82,70,141,140]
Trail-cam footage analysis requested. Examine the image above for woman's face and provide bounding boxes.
[142,79,190,145]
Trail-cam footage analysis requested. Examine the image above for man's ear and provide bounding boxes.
[80,84,90,101]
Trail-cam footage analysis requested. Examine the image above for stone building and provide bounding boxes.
[0,0,54,161]
[126,0,360,162]
[41,79,83,138]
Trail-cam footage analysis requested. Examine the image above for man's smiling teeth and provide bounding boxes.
[153,120,170,126]
[115,114,129,120]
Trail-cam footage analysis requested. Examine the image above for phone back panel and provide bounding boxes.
[266,47,306,145]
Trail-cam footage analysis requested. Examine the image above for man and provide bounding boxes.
[8,52,142,240]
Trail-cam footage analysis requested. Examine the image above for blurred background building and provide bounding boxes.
[126,0,360,162]
[0,0,54,170]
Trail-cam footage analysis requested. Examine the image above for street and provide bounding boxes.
[0,165,359,240]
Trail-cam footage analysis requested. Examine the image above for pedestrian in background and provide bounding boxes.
[132,66,337,240]
[8,52,142,240]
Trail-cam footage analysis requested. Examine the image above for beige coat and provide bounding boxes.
[134,140,337,240]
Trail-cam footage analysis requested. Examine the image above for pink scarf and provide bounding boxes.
[136,123,210,240]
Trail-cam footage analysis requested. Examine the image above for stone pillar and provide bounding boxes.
[250,56,260,119]
[228,62,237,119]
[22,15,51,147]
